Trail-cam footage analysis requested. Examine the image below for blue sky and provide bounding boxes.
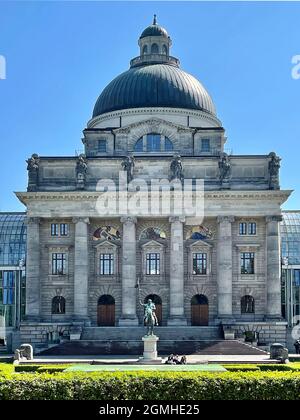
[0,1,299,211]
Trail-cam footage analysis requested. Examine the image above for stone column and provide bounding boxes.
[73,217,90,322]
[119,217,138,326]
[168,216,187,325]
[25,217,41,320]
[217,216,234,319]
[266,216,282,319]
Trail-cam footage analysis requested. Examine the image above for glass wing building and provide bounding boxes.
[0,213,26,350]
[281,211,300,327]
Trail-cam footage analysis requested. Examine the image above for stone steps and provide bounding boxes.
[81,326,222,341]
[39,339,267,356]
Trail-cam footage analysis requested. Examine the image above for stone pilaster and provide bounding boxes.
[168,216,187,325]
[25,218,41,320]
[266,215,282,319]
[73,217,90,322]
[217,216,234,319]
[119,217,138,326]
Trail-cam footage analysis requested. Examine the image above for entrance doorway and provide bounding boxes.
[144,294,162,325]
[97,295,115,326]
[191,294,209,326]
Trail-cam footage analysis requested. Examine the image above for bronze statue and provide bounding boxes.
[121,155,135,184]
[26,153,40,191]
[136,279,158,336]
[170,154,184,182]
[268,152,281,190]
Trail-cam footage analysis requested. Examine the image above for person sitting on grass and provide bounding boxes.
[180,355,187,364]
[165,354,175,364]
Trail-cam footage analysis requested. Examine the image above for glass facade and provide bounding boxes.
[0,213,26,330]
[281,212,300,326]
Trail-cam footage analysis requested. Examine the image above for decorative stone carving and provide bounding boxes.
[170,154,184,182]
[218,152,231,188]
[26,153,40,191]
[268,152,281,190]
[76,154,88,190]
[121,155,135,184]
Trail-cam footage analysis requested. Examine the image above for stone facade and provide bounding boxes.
[15,19,292,351]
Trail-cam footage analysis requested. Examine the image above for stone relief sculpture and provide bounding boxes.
[218,152,231,187]
[268,152,281,190]
[26,153,40,191]
[76,153,88,189]
[121,155,135,184]
[170,153,184,182]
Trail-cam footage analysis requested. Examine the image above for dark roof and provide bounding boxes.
[140,24,169,39]
[93,64,216,118]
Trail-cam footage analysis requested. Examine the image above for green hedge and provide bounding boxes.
[0,371,300,400]
[223,365,260,372]
[14,364,71,374]
[257,364,294,372]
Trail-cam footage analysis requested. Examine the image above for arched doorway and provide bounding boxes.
[191,294,209,326]
[144,294,162,325]
[97,295,115,326]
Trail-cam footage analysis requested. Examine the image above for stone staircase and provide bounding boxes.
[39,326,268,356]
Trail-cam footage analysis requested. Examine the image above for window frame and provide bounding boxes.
[99,253,114,276]
[192,253,207,275]
[51,253,67,276]
[98,139,107,153]
[201,138,211,153]
[240,252,255,275]
[146,253,160,275]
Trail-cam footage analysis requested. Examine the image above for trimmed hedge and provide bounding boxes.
[223,365,260,372]
[14,364,71,374]
[0,371,300,400]
[257,364,294,372]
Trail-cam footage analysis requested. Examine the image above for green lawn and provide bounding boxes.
[64,363,226,372]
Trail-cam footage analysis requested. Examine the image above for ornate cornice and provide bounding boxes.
[120,216,137,225]
[266,215,283,223]
[217,216,235,224]
[112,117,194,135]
[87,107,222,129]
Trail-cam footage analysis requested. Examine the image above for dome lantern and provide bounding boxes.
[138,15,172,60]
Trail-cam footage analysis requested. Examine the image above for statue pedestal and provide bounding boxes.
[139,335,162,364]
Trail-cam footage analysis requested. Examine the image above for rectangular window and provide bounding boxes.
[100,254,114,275]
[201,138,210,153]
[248,222,257,235]
[60,223,69,236]
[51,223,59,236]
[193,253,207,275]
[98,139,107,153]
[51,253,67,275]
[146,253,160,275]
[241,252,255,275]
[239,222,247,235]
[2,271,14,305]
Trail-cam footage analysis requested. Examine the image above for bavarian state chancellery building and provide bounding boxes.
[1,19,299,354]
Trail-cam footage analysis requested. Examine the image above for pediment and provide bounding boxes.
[189,239,212,249]
[113,117,193,135]
[94,240,118,250]
[141,239,165,249]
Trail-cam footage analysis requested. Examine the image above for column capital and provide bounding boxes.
[120,216,137,225]
[266,215,282,223]
[169,216,185,224]
[217,215,235,224]
[72,217,90,225]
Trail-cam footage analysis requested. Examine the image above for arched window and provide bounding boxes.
[52,296,66,314]
[162,44,168,55]
[134,137,143,152]
[151,43,159,54]
[93,226,121,241]
[241,295,255,314]
[142,45,148,55]
[140,227,166,240]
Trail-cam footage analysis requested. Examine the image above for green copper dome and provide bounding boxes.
[93,65,216,118]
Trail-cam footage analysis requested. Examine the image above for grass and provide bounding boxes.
[64,363,226,372]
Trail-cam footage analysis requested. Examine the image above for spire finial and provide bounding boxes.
[153,14,157,25]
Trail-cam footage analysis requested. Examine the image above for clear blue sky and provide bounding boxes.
[0,1,299,211]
